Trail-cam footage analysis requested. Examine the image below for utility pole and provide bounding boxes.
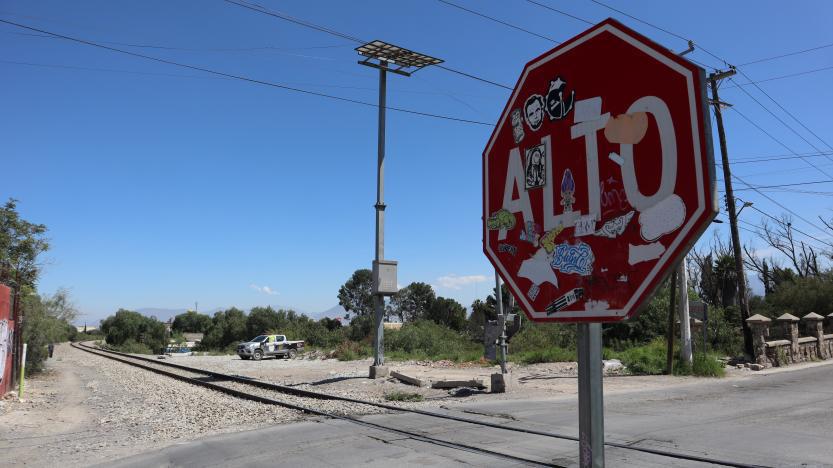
[709,67,754,358]
[357,41,442,378]
[678,258,693,365]
[666,269,678,374]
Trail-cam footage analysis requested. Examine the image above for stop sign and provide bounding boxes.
[483,19,716,323]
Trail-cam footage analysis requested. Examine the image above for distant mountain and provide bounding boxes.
[135,308,188,322]
[313,304,347,320]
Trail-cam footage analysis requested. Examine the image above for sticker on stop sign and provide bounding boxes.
[483,19,717,323]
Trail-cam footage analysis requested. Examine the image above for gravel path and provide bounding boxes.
[0,343,307,467]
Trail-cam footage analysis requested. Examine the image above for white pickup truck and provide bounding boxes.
[237,334,304,361]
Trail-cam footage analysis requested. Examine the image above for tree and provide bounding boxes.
[338,269,374,320]
[246,306,281,337]
[100,309,166,353]
[22,289,77,372]
[201,307,248,349]
[0,198,50,290]
[467,299,494,341]
[745,215,822,280]
[389,282,435,322]
[172,310,211,333]
[426,297,467,331]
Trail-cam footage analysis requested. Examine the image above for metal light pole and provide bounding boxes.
[357,41,442,378]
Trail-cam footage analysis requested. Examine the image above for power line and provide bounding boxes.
[224,0,512,90]
[732,180,833,191]
[733,69,833,152]
[737,42,833,66]
[438,0,560,43]
[2,29,348,52]
[723,65,833,89]
[0,19,493,126]
[731,173,833,247]
[728,104,833,179]
[524,0,593,25]
[722,151,833,165]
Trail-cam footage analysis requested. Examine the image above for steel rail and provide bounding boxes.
[71,342,557,467]
[75,342,768,468]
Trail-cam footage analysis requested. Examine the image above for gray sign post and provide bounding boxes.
[577,323,604,468]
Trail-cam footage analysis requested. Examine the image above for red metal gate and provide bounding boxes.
[0,284,13,395]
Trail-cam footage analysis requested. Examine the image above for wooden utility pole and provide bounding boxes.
[709,68,753,358]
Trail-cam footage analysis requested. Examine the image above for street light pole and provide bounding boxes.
[357,41,443,378]
[709,67,754,358]
[372,63,387,370]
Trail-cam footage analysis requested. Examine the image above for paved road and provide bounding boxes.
[108,362,833,467]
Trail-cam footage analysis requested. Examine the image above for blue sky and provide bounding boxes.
[2,0,832,324]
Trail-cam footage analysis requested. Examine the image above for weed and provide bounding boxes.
[385,391,424,402]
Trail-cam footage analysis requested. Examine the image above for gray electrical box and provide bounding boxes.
[372,259,398,296]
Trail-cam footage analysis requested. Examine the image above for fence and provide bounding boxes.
[747,312,833,367]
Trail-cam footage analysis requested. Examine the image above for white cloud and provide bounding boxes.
[436,274,489,290]
[249,284,278,296]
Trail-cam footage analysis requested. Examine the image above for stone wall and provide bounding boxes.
[747,312,833,367]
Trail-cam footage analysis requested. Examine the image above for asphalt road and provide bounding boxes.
[107,362,833,467]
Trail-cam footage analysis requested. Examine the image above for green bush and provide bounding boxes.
[615,339,668,375]
[108,338,153,355]
[611,338,726,377]
[100,309,166,352]
[513,347,576,364]
[333,340,372,361]
[385,320,482,362]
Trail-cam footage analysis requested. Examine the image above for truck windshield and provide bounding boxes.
[251,335,268,342]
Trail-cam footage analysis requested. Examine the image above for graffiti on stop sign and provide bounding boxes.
[483,19,716,323]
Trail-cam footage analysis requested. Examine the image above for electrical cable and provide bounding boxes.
[438,0,560,43]
[733,70,833,152]
[737,42,833,67]
[224,0,512,90]
[727,103,833,178]
[722,65,833,89]
[524,0,593,25]
[731,173,833,248]
[0,19,493,127]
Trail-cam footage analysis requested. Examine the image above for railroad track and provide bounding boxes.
[73,341,767,468]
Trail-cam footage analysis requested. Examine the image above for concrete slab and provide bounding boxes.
[431,378,485,389]
[390,371,428,387]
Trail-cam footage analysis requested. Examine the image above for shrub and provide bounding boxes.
[611,338,726,377]
[514,347,576,364]
[385,320,481,362]
[385,391,424,402]
[109,338,153,355]
[333,340,372,361]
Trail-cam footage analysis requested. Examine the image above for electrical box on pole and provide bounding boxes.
[372,260,398,296]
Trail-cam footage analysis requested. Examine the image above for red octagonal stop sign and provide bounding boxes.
[483,19,716,323]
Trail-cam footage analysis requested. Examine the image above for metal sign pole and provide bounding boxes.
[577,322,604,468]
[494,271,507,374]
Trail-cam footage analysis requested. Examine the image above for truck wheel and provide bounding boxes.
[253,350,263,361]
[287,349,297,359]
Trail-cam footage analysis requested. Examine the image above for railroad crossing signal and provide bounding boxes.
[483,18,716,323]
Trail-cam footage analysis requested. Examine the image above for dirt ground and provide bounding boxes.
[2,343,810,467]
